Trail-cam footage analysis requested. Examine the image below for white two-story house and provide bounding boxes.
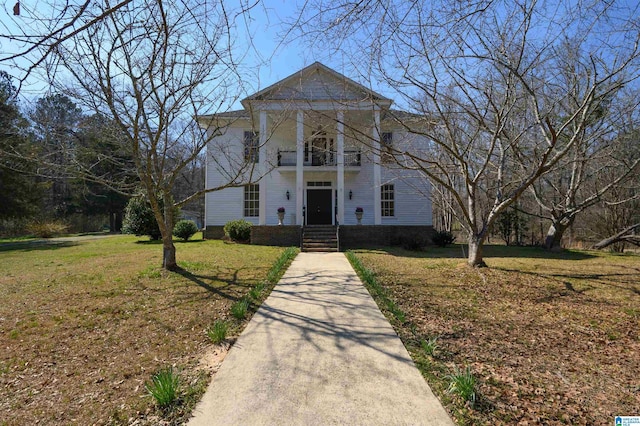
[200,62,432,249]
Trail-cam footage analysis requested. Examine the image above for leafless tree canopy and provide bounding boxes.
[291,0,640,265]
[21,0,263,269]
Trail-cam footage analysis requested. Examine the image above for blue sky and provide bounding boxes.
[235,0,391,108]
[0,0,390,110]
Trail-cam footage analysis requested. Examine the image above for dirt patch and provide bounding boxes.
[198,342,232,375]
[354,246,640,425]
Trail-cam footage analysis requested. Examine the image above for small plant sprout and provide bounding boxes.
[145,366,180,410]
[447,366,477,406]
[206,320,228,344]
[231,298,250,319]
[421,336,439,357]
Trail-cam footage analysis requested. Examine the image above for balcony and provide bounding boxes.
[277,149,362,167]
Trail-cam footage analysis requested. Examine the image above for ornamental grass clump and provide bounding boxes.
[231,298,250,319]
[447,366,477,406]
[145,366,180,410]
[421,336,439,357]
[206,320,228,344]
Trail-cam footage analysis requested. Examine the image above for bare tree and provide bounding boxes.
[33,0,265,269]
[531,100,640,250]
[290,0,640,266]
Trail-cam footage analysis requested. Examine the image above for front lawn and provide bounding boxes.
[0,235,288,424]
[351,245,640,425]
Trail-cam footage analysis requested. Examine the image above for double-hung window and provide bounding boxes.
[244,131,259,163]
[244,184,259,217]
[381,132,393,163]
[381,184,395,217]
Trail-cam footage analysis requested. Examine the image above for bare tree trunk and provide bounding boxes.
[468,234,488,267]
[162,192,177,270]
[162,235,177,270]
[593,223,640,250]
[544,216,574,251]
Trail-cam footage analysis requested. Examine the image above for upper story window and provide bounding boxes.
[381,132,393,163]
[244,131,259,163]
[381,184,395,217]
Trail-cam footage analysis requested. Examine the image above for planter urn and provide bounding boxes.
[355,210,363,225]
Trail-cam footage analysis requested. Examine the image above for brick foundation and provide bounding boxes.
[339,225,434,249]
[202,226,225,239]
[250,226,301,247]
[206,224,434,249]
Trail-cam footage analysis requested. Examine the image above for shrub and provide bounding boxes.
[173,220,198,241]
[145,366,180,410]
[26,219,69,238]
[223,219,252,242]
[206,320,228,344]
[0,218,29,237]
[122,195,162,240]
[432,230,456,247]
[400,235,429,251]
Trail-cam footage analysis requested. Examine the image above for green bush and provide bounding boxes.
[26,219,69,238]
[223,219,252,242]
[122,195,162,240]
[432,230,456,247]
[399,235,429,251]
[173,220,198,241]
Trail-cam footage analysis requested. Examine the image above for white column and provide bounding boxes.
[259,110,267,225]
[336,111,345,225]
[296,110,304,226]
[373,110,382,225]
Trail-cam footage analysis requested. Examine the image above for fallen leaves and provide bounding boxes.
[356,246,640,425]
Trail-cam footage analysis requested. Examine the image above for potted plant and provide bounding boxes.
[355,207,363,225]
[277,207,285,225]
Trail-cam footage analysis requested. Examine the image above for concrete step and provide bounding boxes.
[301,226,339,252]
[302,246,339,252]
[303,242,337,248]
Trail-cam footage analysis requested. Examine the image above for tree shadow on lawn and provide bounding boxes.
[133,239,206,245]
[494,267,640,299]
[0,240,78,252]
[172,267,250,303]
[376,244,597,261]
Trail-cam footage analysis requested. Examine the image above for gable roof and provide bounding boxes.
[241,62,392,107]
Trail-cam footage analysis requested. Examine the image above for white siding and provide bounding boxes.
[206,117,433,227]
[205,126,256,226]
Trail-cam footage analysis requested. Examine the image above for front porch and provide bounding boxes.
[254,106,386,227]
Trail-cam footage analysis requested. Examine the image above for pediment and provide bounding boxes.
[243,62,391,105]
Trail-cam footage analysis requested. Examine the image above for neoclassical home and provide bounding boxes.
[200,62,432,250]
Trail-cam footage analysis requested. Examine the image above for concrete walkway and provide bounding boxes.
[188,252,453,426]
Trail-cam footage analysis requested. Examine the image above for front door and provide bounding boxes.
[306,189,332,225]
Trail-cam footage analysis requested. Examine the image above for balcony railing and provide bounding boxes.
[278,149,361,167]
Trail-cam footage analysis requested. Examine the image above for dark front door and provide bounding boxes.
[306,189,332,225]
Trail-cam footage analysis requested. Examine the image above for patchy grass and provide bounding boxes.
[351,245,640,425]
[0,235,289,425]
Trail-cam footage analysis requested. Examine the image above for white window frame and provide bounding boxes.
[381,184,395,217]
[244,184,259,217]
